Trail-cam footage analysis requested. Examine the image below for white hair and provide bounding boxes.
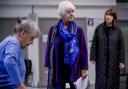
[58,1,76,17]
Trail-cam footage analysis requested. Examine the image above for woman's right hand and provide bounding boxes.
[81,70,88,80]
[18,83,28,89]
[90,60,95,64]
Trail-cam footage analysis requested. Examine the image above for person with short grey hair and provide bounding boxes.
[14,18,39,48]
[45,1,88,89]
[0,18,40,89]
[58,0,76,17]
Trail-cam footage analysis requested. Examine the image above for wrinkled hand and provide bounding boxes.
[18,83,28,89]
[69,48,73,53]
[119,63,124,69]
[81,70,88,80]
[90,60,95,64]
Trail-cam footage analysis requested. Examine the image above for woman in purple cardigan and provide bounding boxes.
[45,1,88,89]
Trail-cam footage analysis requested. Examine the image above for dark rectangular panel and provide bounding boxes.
[117,0,128,3]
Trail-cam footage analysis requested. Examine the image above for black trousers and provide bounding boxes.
[55,82,75,89]
[55,64,76,89]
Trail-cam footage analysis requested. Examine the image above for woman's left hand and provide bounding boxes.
[81,70,88,80]
[119,63,125,69]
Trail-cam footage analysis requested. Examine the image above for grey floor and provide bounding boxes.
[29,82,127,89]
[28,75,127,89]
[28,85,94,89]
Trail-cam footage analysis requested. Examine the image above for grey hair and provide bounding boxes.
[14,18,40,38]
[58,1,76,17]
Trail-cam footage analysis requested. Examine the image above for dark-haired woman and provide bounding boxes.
[90,8,125,89]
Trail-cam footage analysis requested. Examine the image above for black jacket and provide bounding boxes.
[90,23,125,89]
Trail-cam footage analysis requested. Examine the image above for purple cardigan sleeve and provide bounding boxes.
[44,26,54,67]
[78,27,88,70]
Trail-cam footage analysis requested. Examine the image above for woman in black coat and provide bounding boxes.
[90,8,125,89]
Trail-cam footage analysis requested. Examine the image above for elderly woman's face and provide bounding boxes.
[63,9,75,22]
[20,31,36,49]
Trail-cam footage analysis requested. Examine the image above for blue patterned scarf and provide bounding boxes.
[59,19,79,65]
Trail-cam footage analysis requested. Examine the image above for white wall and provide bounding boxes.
[87,18,103,84]
[28,39,39,87]
[0,0,116,18]
[0,0,116,6]
[0,0,116,87]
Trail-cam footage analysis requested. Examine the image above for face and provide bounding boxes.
[63,9,75,22]
[20,31,36,49]
[105,13,114,25]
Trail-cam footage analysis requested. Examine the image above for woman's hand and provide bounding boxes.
[18,83,28,89]
[81,70,88,80]
[90,60,95,64]
[119,63,124,69]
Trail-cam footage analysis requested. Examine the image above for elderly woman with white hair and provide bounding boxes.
[0,18,39,89]
[45,1,88,89]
